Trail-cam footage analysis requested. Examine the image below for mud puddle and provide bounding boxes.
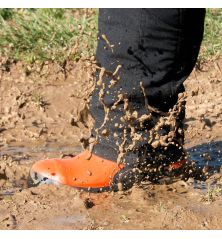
[0,139,222,230]
[187,141,222,171]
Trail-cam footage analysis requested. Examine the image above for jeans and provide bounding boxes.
[90,9,205,165]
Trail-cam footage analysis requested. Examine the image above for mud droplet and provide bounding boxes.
[84,198,94,209]
[101,129,109,137]
[87,171,92,176]
[118,182,123,191]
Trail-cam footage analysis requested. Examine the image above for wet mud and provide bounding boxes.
[0,59,222,229]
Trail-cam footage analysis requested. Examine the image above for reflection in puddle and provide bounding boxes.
[193,180,208,190]
[0,145,82,158]
[53,214,88,225]
[0,191,15,196]
[187,140,222,170]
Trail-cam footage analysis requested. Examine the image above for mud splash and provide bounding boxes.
[0,59,222,229]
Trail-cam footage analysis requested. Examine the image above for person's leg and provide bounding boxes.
[90,8,205,180]
[29,9,205,191]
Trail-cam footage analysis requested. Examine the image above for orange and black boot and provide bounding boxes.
[28,9,205,192]
[28,93,187,192]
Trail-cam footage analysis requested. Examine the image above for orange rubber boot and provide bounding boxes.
[28,151,125,191]
[28,151,187,191]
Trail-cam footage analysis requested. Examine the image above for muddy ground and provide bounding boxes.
[0,59,222,229]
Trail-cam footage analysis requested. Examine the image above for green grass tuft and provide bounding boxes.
[0,9,98,64]
[0,8,221,65]
[199,8,222,61]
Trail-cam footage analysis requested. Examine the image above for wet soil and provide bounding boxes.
[0,59,222,229]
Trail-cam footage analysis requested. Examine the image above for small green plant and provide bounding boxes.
[154,201,167,213]
[120,214,130,223]
[201,185,222,203]
[31,94,48,109]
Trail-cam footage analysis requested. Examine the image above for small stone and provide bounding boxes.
[84,198,94,209]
